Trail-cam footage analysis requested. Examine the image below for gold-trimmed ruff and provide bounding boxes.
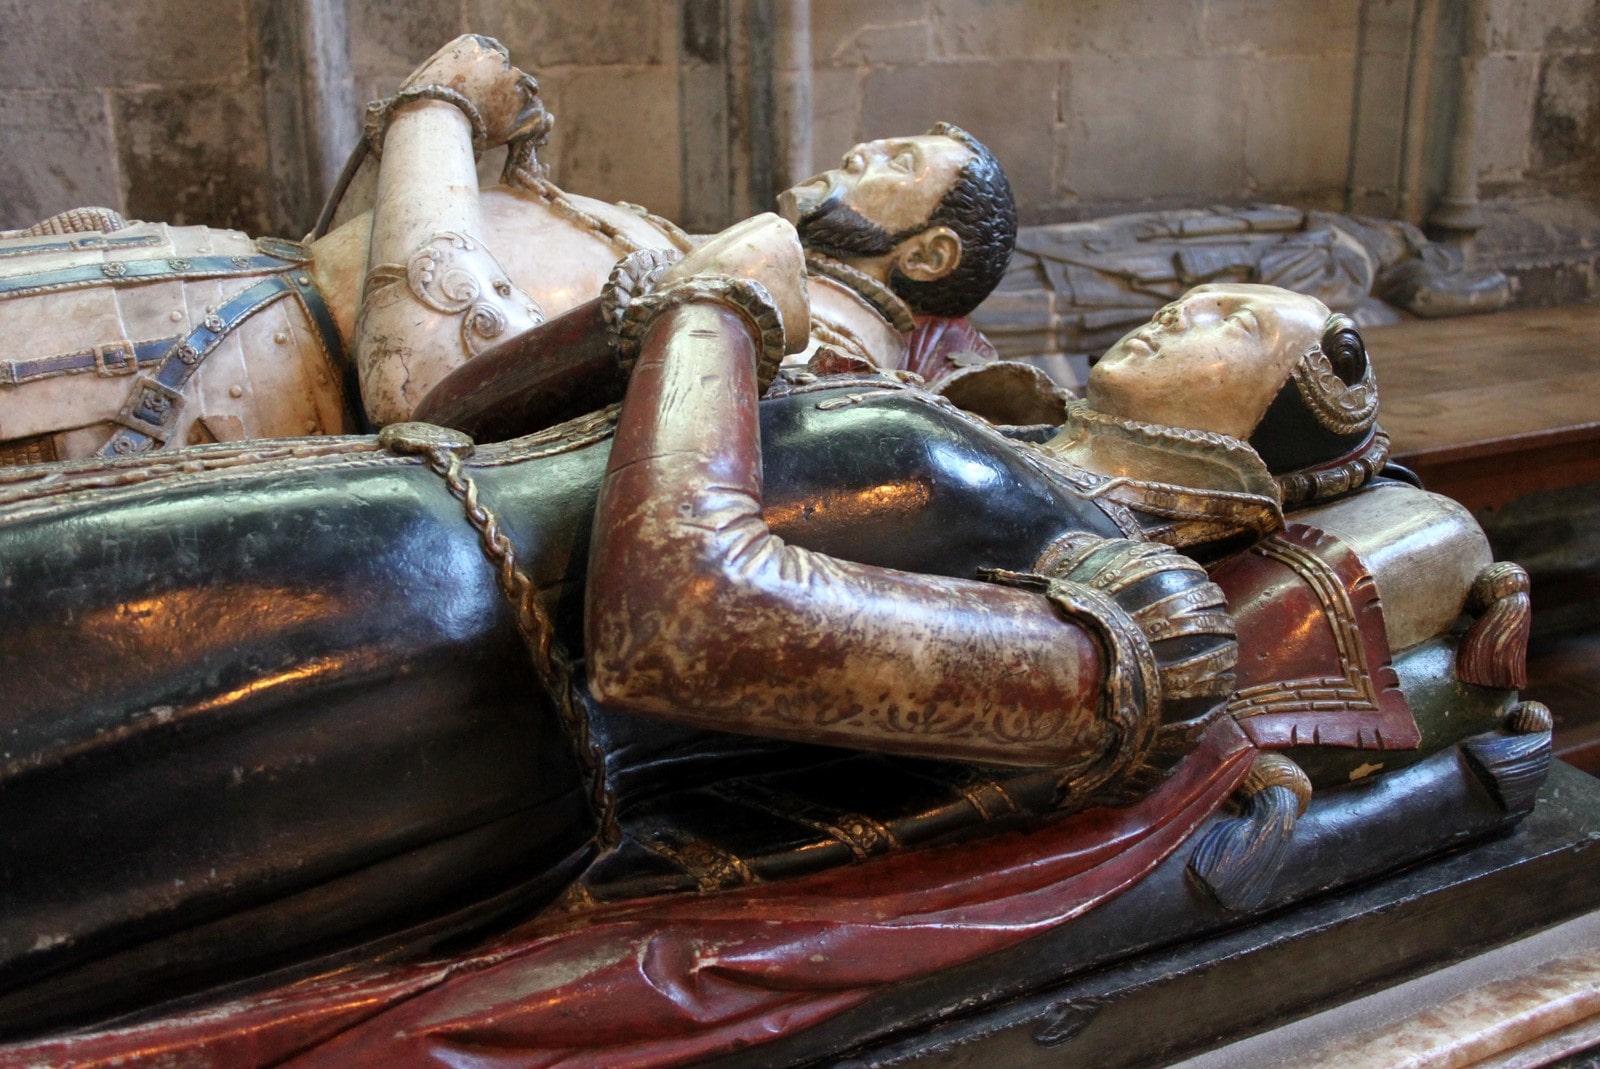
[1030,400,1283,548]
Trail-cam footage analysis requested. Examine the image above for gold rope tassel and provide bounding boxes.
[1187,753,1312,911]
[1458,562,1531,690]
[380,423,621,850]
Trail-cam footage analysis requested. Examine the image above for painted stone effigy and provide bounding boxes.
[0,35,1548,1069]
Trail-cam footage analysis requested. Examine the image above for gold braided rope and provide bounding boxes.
[527,177,648,256]
[504,139,694,257]
[397,429,621,849]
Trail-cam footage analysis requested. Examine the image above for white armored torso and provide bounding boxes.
[0,222,354,466]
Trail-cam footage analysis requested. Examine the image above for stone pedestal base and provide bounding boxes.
[712,762,1600,1069]
[1182,908,1600,1068]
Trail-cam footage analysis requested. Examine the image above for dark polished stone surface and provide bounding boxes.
[703,760,1600,1069]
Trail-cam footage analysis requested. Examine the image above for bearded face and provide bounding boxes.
[778,130,1017,319]
[789,186,919,261]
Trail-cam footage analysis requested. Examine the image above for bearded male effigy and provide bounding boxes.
[0,34,1549,1068]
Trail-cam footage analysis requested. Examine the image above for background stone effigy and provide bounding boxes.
[970,205,1513,385]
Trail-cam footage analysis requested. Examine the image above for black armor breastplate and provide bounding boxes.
[0,382,1124,1033]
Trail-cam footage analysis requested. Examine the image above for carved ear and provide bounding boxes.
[895,226,961,283]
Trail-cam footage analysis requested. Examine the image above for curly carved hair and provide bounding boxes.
[889,123,1018,318]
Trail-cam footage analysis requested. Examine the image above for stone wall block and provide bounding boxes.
[466,0,670,67]
[112,84,272,234]
[1346,48,1409,203]
[1487,0,1600,53]
[674,60,727,232]
[1344,0,1421,217]
[1477,52,1539,182]
[860,59,1058,217]
[846,23,932,66]
[0,91,121,230]
[1532,52,1600,175]
[1243,54,1356,196]
[811,0,929,66]
[545,66,680,216]
[808,66,863,171]
[0,0,252,90]
[1203,0,1360,56]
[1359,0,1422,50]
[348,0,466,99]
[1062,54,1245,203]
[930,0,1202,58]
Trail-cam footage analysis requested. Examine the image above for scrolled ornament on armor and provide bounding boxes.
[406,231,494,313]
[461,300,509,356]
[360,230,547,371]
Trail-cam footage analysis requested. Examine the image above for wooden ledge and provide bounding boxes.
[1367,304,1600,512]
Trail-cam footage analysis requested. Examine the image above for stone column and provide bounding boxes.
[678,0,813,232]
[771,1,814,192]
[1396,0,1441,226]
[726,0,777,223]
[255,0,359,238]
[1427,0,1490,245]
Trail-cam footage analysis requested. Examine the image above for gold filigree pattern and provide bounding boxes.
[641,836,761,893]
[1037,579,1162,797]
[0,431,58,468]
[1225,533,1381,727]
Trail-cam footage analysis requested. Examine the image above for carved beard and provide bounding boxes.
[794,192,921,260]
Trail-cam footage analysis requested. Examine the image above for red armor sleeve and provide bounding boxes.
[586,297,1118,769]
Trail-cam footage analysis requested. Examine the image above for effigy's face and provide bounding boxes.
[778,135,972,242]
[1086,283,1330,440]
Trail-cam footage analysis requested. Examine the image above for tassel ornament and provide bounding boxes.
[1457,562,1531,689]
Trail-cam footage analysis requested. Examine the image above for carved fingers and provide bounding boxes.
[384,35,548,152]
